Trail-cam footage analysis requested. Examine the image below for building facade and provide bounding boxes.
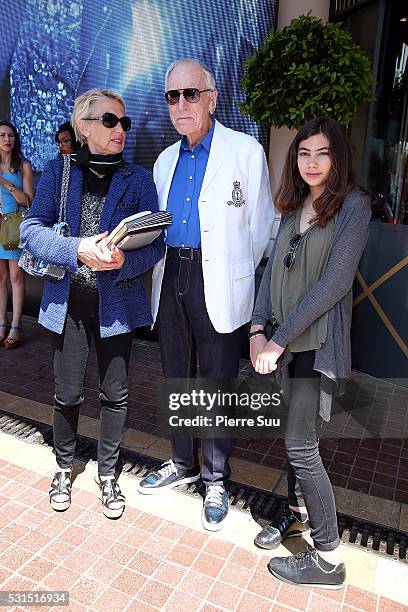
[331,0,408,224]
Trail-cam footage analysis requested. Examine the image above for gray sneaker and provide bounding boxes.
[137,460,200,495]
[268,548,346,589]
[255,507,310,549]
[201,484,229,532]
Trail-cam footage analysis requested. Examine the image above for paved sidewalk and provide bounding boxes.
[0,431,407,612]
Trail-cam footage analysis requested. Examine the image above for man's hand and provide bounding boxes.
[77,232,120,270]
[255,339,285,375]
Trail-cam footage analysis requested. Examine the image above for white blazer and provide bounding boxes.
[151,120,275,333]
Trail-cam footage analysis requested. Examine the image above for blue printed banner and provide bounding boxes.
[0,0,276,171]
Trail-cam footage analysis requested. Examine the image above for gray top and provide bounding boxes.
[71,192,105,292]
[271,206,336,352]
[252,187,372,420]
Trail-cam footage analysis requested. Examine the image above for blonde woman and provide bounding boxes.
[20,89,165,518]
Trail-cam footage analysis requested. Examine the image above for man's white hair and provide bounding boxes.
[165,59,216,91]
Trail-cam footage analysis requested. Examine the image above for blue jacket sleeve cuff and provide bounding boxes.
[66,237,82,272]
[115,252,136,283]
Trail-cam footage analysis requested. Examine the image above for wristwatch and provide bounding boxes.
[8,184,16,192]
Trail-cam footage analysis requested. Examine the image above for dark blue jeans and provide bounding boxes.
[286,350,340,551]
[51,287,133,476]
[157,248,245,485]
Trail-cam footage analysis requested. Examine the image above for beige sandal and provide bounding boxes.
[4,324,22,350]
[0,321,10,347]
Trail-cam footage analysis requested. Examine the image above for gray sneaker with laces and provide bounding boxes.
[137,459,200,495]
[268,548,346,589]
[202,484,229,531]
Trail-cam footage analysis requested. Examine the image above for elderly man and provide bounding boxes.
[138,59,273,531]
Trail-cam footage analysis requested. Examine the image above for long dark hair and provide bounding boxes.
[275,118,356,227]
[0,121,23,172]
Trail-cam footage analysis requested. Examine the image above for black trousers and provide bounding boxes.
[157,248,245,485]
[286,350,340,551]
[51,288,133,476]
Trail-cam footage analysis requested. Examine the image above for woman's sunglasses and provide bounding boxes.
[284,233,303,270]
[164,88,213,105]
[85,112,132,132]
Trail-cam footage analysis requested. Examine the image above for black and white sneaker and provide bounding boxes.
[49,468,72,512]
[268,548,346,589]
[96,475,125,519]
[137,459,200,495]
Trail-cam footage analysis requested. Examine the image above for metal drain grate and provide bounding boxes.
[1,409,407,562]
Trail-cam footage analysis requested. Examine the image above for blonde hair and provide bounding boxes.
[71,88,125,144]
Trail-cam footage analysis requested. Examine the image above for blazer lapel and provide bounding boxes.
[66,165,83,237]
[99,167,130,232]
[160,149,179,211]
[199,121,225,197]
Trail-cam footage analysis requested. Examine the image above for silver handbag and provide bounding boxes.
[19,154,71,280]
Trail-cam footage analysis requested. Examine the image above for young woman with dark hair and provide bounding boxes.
[250,118,372,589]
[0,121,34,349]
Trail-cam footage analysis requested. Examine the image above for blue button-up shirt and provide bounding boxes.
[166,121,215,248]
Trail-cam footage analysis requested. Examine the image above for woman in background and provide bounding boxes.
[0,120,34,349]
[250,118,372,589]
[54,121,79,155]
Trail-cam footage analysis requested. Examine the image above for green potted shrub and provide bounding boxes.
[240,14,374,128]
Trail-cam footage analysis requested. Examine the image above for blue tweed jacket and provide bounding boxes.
[20,158,165,337]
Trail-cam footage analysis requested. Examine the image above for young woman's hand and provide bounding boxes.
[255,340,285,374]
[250,334,268,367]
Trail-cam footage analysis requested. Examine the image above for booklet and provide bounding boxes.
[106,210,172,251]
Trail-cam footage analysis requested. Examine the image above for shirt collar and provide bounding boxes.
[180,119,215,153]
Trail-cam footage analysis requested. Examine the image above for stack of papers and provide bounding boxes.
[107,210,172,251]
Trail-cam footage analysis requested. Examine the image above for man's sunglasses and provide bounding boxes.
[85,112,132,131]
[164,88,213,105]
[284,233,303,270]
